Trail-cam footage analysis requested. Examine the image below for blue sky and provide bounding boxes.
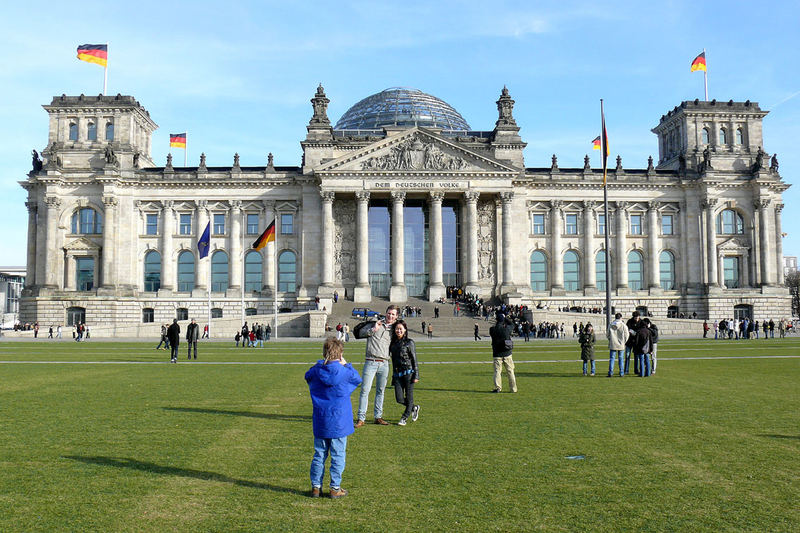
[2,1,798,266]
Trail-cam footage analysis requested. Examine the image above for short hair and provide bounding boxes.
[615,313,622,319]
[632,311,640,318]
[323,337,344,363]
[386,304,400,314]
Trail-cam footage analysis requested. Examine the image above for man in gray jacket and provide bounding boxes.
[355,305,398,427]
[607,313,629,377]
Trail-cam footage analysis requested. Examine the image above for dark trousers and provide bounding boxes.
[394,374,415,419]
[187,341,197,359]
[170,341,179,360]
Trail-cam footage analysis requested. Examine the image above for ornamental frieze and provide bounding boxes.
[360,137,469,171]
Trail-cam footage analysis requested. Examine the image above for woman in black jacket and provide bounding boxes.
[390,320,420,426]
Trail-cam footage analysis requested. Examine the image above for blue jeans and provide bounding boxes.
[582,360,596,375]
[637,353,651,377]
[310,436,347,489]
[357,359,389,421]
[624,346,633,374]
[608,350,624,376]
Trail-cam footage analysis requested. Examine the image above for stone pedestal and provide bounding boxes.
[353,284,372,302]
[389,284,408,303]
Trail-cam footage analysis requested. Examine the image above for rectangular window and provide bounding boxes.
[213,214,226,235]
[281,213,293,235]
[662,214,673,235]
[179,214,192,235]
[531,213,545,235]
[630,214,642,235]
[146,214,158,235]
[76,257,95,291]
[724,256,740,288]
[247,213,259,235]
[142,308,154,323]
[598,214,607,235]
[565,214,578,235]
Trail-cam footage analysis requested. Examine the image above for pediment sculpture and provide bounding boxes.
[360,137,469,171]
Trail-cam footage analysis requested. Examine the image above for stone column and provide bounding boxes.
[615,202,628,289]
[499,192,515,293]
[775,203,785,285]
[101,196,117,288]
[759,199,776,286]
[229,200,242,291]
[742,250,750,287]
[195,200,209,291]
[464,191,480,293]
[704,199,719,288]
[718,253,725,287]
[262,201,275,295]
[390,191,407,302]
[583,201,596,289]
[427,192,445,301]
[354,191,371,302]
[159,200,174,291]
[25,201,37,288]
[647,201,660,289]
[64,255,76,290]
[752,202,762,285]
[44,196,61,288]
[320,191,335,289]
[550,200,564,290]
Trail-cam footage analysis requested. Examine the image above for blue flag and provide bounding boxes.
[197,222,210,259]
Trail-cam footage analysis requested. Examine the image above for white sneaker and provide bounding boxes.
[411,404,420,422]
[397,418,407,426]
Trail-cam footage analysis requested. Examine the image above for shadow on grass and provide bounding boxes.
[514,372,587,378]
[63,456,305,495]
[759,434,800,440]
[416,387,494,394]
[163,407,311,421]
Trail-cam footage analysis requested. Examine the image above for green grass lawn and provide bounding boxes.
[0,338,798,532]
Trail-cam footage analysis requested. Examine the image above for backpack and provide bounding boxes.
[353,320,377,339]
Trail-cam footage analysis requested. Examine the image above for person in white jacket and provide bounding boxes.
[607,313,629,377]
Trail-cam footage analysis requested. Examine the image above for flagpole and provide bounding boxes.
[241,210,246,327]
[208,254,212,339]
[273,214,278,340]
[103,42,108,95]
[184,131,188,167]
[601,99,612,335]
[703,48,708,101]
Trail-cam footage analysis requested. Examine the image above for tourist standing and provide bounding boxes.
[167,319,181,363]
[355,305,398,427]
[579,323,596,376]
[607,313,628,377]
[389,320,420,426]
[489,314,517,393]
[186,318,199,360]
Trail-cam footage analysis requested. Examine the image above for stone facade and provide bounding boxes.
[18,90,791,333]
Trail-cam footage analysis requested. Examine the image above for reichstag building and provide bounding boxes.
[20,86,790,328]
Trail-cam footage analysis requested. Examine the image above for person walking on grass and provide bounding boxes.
[306,337,362,499]
[607,313,628,377]
[579,323,596,376]
[167,319,180,363]
[186,318,199,360]
[389,320,420,426]
[355,305,399,427]
[474,323,481,341]
[489,313,517,393]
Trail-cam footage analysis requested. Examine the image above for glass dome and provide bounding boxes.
[334,87,471,131]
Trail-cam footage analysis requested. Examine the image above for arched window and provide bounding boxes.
[716,209,744,234]
[659,251,676,290]
[211,251,229,292]
[719,128,727,145]
[736,128,744,145]
[596,250,612,291]
[529,251,547,292]
[105,121,114,140]
[628,250,644,290]
[563,250,580,291]
[701,128,710,144]
[278,250,297,293]
[177,251,195,292]
[144,250,161,292]
[69,122,78,141]
[87,122,97,141]
[71,208,103,234]
[244,251,263,292]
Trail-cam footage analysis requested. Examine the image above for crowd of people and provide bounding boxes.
[703,317,790,339]
[236,322,271,347]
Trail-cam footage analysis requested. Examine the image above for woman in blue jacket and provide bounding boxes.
[305,337,362,498]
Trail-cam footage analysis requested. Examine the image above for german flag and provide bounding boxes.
[76,44,108,67]
[169,133,187,149]
[601,108,609,185]
[252,219,276,251]
[592,136,601,150]
[690,51,707,72]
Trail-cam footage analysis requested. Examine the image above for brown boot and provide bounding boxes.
[330,487,348,499]
[374,418,389,425]
[310,487,321,498]
[354,419,365,428]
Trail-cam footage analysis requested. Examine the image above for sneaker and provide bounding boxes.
[491,388,501,393]
[397,418,407,426]
[591,372,595,376]
[354,419,365,429]
[330,487,348,499]
[411,404,420,422]
[310,487,321,498]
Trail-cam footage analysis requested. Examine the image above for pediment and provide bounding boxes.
[316,128,519,174]
[718,237,749,251]
[64,236,101,251]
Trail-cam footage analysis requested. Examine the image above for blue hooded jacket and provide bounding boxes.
[305,360,362,439]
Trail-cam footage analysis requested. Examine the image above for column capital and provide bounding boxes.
[775,202,784,213]
[25,201,38,213]
[702,198,718,210]
[261,199,275,213]
[582,200,596,210]
[499,191,514,204]
[429,191,445,202]
[614,200,629,211]
[464,191,480,203]
[320,190,335,203]
[355,190,371,202]
[390,191,406,202]
[158,199,171,210]
[549,199,563,209]
[758,198,771,210]
[229,199,242,213]
[45,196,61,209]
[647,200,660,211]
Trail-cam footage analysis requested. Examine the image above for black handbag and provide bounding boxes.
[353,320,377,339]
